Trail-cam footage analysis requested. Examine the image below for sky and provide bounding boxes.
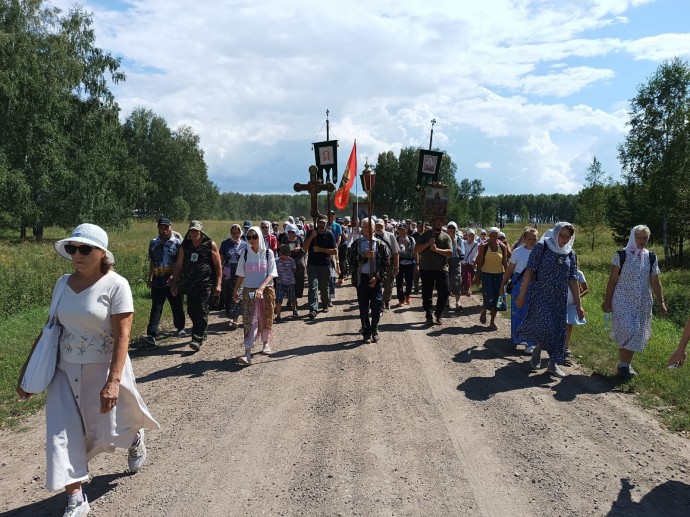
[48,0,690,196]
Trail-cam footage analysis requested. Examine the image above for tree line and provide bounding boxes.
[2,2,688,267]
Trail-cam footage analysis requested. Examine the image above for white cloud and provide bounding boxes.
[475,162,492,169]
[43,0,690,196]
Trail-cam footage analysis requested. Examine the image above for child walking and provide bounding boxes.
[564,255,588,366]
[276,244,298,321]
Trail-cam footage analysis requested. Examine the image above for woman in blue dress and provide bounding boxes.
[515,222,584,378]
[500,227,538,354]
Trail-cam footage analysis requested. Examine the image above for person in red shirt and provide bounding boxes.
[261,220,278,254]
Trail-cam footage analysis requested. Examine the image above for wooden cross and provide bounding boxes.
[293,165,335,223]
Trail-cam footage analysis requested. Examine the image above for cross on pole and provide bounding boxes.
[293,165,335,225]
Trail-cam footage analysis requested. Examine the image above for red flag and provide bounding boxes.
[334,141,357,210]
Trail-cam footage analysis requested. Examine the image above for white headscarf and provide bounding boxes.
[625,225,650,271]
[246,226,267,254]
[545,221,575,255]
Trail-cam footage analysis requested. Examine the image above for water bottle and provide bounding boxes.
[603,312,611,330]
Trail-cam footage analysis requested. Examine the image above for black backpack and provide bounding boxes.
[617,249,657,275]
[244,248,270,263]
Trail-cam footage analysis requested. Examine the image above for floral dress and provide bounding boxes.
[610,250,660,352]
[516,242,577,364]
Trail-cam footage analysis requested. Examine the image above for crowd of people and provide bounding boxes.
[14,216,686,517]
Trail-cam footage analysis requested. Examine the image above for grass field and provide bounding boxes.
[1,220,689,432]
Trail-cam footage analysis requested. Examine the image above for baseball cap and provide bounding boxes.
[157,217,171,226]
[243,220,252,228]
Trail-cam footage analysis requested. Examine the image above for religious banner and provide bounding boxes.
[424,183,449,220]
[415,150,444,189]
[313,140,338,183]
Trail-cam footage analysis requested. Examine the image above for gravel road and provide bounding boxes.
[1,286,689,516]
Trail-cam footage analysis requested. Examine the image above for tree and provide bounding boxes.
[576,156,609,250]
[618,57,690,265]
[0,2,134,237]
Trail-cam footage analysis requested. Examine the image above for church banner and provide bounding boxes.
[416,150,444,189]
[313,140,338,183]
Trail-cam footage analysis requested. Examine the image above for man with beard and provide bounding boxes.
[303,216,337,320]
[170,221,222,350]
[143,217,186,346]
[352,218,390,342]
[414,217,453,325]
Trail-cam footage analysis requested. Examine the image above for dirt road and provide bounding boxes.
[2,286,689,516]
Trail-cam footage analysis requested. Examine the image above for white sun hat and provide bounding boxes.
[55,223,115,264]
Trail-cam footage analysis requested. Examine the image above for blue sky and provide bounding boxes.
[49,0,690,196]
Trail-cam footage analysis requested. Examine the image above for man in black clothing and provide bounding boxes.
[352,218,390,342]
[303,216,337,319]
[170,220,222,350]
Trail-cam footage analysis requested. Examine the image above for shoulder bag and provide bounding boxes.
[20,275,69,393]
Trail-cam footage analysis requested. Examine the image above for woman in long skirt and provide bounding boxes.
[515,222,584,378]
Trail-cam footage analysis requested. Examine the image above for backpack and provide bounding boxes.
[244,248,270,263]
[617,249,657,275]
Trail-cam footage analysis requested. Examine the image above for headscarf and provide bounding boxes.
[246,226,267,254]
[625,225,650,271]
[229,223,242,242]
[285,223,298,234]
[545,221,575,255]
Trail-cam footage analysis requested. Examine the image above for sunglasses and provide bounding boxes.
[247,234,259,240]
[64,244,95,256]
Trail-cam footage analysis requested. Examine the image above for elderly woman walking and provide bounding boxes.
[234,225,278,366]
[515,222,584,378]
[16,224,159,517]
[219,224,248,330]
[602,225,667,378]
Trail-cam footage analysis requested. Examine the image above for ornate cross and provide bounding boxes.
[294,165,335,223]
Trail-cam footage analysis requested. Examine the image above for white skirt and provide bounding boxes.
[45,355,160,490]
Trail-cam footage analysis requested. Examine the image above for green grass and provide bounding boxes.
[1,220,689,432]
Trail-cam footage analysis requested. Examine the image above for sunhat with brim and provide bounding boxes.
[488,226,500,235]
[55,223,115,265]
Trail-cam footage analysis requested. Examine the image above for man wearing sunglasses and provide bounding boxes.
[143,217,185,346]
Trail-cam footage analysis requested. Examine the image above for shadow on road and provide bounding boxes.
[4,472,130,517]
[457,360,618,402]
[606,478,690,517]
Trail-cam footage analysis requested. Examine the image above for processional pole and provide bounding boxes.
[361,161,376,269]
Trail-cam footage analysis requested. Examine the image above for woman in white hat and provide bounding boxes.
[16,223,159,517]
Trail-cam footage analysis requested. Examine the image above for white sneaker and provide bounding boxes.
[547,363,567,378]
[177,329,187,338]
[128,429,146,473]
[261,345,272,355]
[64,495,90,517]
[237,354,251,366]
